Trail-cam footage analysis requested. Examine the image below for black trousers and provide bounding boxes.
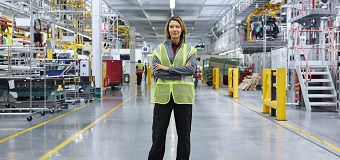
[137,74,142,85]
[148,96,192,160]
[144,73,147,81]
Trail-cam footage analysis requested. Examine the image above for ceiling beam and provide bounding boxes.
[194,0,207,29]
[196,16,223,20]
[136,0,155,34]
[126,15,205,21]
[110,4,232,10]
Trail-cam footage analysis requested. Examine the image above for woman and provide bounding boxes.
[148,16,197,160]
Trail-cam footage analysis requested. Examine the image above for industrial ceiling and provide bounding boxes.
[107,0,239,48]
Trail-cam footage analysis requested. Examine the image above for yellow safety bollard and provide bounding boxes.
[276,68,286,121]
[228,68,239,99]
[212,68,219,89]
[147,67,152,85]
[228,68,233,97]
[232,68,239,99]
[262,68,271,114]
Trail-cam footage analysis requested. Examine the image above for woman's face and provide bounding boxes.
[169,20,182,40]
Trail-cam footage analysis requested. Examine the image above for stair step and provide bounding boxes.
[309,79,332,83]
[310,102,337,106]
[310,72,329,75]
[308,94,336,98]
[301,72,328,75]
[308,86,334,90]
[300,65,327,69]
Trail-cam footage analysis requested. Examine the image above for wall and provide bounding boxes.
[197,37,212,55]
[211,27,240,54]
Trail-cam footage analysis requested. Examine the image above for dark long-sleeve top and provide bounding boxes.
[153,39,197,80]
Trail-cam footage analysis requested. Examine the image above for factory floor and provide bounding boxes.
[0,80,340,160]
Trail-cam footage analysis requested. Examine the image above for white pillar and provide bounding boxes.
[287,8,291,42]
[92,0,103,96]
[129,27,136,85]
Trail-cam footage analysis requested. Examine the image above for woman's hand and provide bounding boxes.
[154,64,169,71]
[185,61,191,66]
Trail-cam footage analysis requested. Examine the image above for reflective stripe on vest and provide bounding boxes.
[151,43,197,104]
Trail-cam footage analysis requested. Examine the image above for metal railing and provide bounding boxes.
[293,28,314,82]
[325,27,338,77]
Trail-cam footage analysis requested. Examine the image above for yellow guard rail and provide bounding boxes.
[228,68,239,99]
[262,68,286,121]
[212,68,219,90]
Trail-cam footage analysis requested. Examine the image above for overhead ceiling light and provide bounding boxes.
[170,0,175,9]
[281,12,287,15]
[170,0,175,16]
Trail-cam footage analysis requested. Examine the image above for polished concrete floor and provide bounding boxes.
[0,81,340,160]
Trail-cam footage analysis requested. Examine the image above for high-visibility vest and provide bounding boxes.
[136,63,143,74]
[151,43,197,104]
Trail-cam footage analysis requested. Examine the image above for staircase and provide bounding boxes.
[296,65,337,111]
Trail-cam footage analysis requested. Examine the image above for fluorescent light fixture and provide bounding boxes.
[170,0,175,9]
[281,12,287,15]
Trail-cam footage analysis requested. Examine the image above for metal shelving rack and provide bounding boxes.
[0,45,51,121]
[61,59,81,105]
[0,0,119,120]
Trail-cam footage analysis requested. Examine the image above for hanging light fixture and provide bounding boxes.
[170,0,175,9]
[170,0,175,17]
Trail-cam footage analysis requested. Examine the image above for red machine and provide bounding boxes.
[103,60,123,90]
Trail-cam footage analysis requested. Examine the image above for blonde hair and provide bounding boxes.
[164,16,187,43]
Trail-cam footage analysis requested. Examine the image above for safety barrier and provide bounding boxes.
[147,67,152,85]
[212,68,219,89]
[227,68,238,99]
[262,68,286,121]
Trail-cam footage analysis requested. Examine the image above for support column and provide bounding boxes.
[129,27,136,85]
[92,0,102,97]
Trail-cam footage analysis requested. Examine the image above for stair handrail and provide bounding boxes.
[295,28,312,82]
[325,27,338,77]
[292,28,306,79]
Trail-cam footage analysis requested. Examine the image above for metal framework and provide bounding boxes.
[286,0,339,112]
